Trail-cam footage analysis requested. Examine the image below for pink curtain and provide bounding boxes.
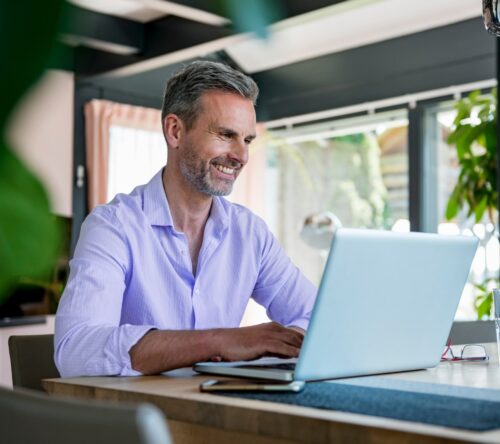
[84,99,161,211]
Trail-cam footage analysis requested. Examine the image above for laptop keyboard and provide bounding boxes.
[239,363,296,371]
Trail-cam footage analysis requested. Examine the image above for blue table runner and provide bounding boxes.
[221,378,500,431]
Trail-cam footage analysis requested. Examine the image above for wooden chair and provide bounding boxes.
[8,334,59,391]
[0,385,172,444]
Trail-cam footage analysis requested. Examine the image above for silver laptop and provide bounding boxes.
[194,228,478,381]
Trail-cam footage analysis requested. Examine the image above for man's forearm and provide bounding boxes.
[130,322,304,375]
[129,329,220,375]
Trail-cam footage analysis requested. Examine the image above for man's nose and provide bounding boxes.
[231,140,249,165]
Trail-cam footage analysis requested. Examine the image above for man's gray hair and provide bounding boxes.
[161,60,259,129]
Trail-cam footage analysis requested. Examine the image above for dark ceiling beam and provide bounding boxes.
[253,18,495,122]
[58,4,144,55]
[63,1,354,78]
[213,50,244,71]
[145,15,231,55]
[74,48,140,77]
[74,15,232,77]
[277,0,353,17]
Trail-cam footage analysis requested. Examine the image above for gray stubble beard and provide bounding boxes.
[179,144,234,196]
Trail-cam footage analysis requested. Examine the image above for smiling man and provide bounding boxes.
[55,61,316,377]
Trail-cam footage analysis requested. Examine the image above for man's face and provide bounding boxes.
[177,91,257,196]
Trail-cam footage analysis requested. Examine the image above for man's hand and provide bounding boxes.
[211,322,304,362]
[130,322,305,374]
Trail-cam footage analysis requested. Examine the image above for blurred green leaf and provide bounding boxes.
[473,278,499,320]
[454,100,472,125]
[0,148,61,297]
[468,90,481,103]
[0,2,65,131]
[447,125,465,144]
[0,0,64,302]
[474,195,488,222]
[478,105,492,122]
[474,283,487,292]
[484,123,497,154]
[213,0,286,38]
[445,190,459,220]
[476,295,492,320]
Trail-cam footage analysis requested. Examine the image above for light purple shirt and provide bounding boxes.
[55,169,316,377]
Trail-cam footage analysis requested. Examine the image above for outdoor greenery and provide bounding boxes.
[271,132,388,229]
[474,277,500,320]
[445,89,499,319]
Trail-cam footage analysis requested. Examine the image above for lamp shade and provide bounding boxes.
[300,211,342,250]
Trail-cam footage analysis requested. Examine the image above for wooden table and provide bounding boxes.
[44,346,500,444]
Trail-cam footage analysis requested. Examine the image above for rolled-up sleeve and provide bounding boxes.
[54,207,156,377]
[252,222,317,331]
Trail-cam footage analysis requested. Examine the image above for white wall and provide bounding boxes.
[6,70,74,217]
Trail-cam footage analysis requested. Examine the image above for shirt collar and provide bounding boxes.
[143,168,174,227]
[209,195,229,234]
[143,168,229,231]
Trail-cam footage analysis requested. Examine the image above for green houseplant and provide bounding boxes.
[0,2,66,304]
[445,89,499,319]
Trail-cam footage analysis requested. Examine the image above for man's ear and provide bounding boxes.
[163,114,184,149]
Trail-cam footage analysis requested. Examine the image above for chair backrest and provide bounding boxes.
[449,320,496,345]
[0,386,172,444]
[8,334,59,391]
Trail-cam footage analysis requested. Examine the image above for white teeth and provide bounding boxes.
[214,164,234,175]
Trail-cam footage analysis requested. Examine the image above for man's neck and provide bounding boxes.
[162,166,212,235]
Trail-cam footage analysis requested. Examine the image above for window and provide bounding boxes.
[263,110,409,285]
[107,125,166,201]
[84,99,164,210]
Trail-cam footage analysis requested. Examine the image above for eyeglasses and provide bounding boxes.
[441,339,489,362]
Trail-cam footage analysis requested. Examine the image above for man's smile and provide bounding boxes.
[214,164,235,175]
[210,160,241,180]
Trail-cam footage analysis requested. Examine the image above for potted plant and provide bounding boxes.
[445,88,499,319]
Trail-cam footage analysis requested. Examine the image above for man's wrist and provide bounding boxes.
[288,325,306,336]
[203,328,225,360]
